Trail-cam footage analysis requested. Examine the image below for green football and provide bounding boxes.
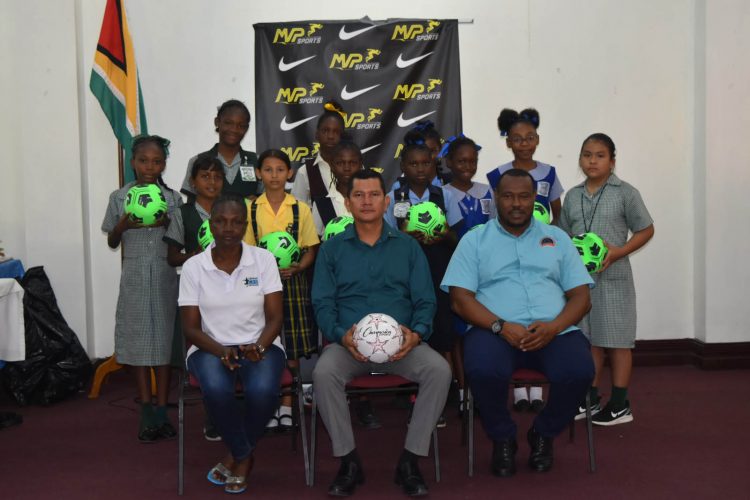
[571,232,608,274]
[124,184,167,226]
[323,216,354,241]
[533,201,551,224]
[258,231,301,269]
[197,219,214,250]
[404,201,447,238]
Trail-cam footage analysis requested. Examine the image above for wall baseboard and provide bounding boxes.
[633,339,750,369]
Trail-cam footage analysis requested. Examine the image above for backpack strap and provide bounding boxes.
[290,201,299,241]
[307,160,337,226]
[250,200,259,243]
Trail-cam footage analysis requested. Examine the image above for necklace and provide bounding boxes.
[581,184,607,233]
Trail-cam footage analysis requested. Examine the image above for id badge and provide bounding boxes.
[393,201,411,219]
[537,181,550,197]
[240,166,256,182]
[479,198,492,215]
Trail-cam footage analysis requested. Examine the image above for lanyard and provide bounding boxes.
[581,184,606,233]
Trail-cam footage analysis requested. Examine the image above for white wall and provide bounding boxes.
[1,0,747,357]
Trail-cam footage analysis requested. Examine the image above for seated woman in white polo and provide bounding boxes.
[179,194,285,494]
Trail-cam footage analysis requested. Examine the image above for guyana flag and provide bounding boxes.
[90,0,147,185]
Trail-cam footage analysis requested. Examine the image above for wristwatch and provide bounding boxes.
[491,318,505,335]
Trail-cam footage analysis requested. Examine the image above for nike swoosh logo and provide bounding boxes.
[361,143,381,154]
[396,52,434,69]
[339,25,377,40]
[397,111,436,128]
[280,115,318,131]
[340,84,380,101]
[611,409,629,418]
[278,55,316,72]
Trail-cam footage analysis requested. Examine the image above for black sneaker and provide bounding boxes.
[204,423,221,441]
[530,399,545,413]
[574,400,602,421]
[592,401,633,426]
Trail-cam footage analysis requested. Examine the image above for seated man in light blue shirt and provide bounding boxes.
[441,168,594,477]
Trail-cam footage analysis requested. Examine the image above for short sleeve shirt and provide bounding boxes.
[243,193,320,249]
[442,182,496,228]
[163,202,210,248]
[491,161,564,203]
[291,154,334,207]
[441,218,594,333]
[178,242,284,357]
[312,187,351,236]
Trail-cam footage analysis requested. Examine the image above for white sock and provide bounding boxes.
[279,405,292,416]
[513,387,529,403]
[458,388,464,401]
[529,386,543,401]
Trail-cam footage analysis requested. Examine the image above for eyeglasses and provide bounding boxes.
[508,134,538,145]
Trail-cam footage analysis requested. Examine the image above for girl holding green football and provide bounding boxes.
[559,133,654,426]
[244,149,320,431]
[101,135,183,442]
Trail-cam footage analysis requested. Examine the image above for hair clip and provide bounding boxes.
[324,102,346,119]
[519,112,539,127]
[413,120,434,132]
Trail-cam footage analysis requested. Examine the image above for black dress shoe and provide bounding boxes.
[328,460,364,497]
[491,439,517,477]
[394,460,428,496]
[527,428,554,472]
[158,421,177,440]
[138,426,160,443]
[354,399,382,429]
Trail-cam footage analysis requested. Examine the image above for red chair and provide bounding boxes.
[465,368,596,476]
[177,353,310,494]
[309,372,441,485]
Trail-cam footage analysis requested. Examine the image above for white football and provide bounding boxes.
[353,313,403,363]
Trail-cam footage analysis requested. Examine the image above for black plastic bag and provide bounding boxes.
[1,266,93,405]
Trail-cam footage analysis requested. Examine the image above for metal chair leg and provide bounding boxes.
[178,373,185,496]
[585,391,596,472]
[467,388,474,477]
[310,395,317,486]
[432,427,441,482]
[296,378,311,486]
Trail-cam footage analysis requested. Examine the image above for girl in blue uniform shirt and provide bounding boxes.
[486,108,562,412]
[440,134,489,410]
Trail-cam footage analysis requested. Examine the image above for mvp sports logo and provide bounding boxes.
[329,49,381,70]
[393,78,443,101]
[342,108,383,130]
[281,143,320,163]
[273,24,323,45]
[391,20,441,42]
[275,83,325,104]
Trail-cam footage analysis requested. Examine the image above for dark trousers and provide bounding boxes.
[464,328,593,441]
[187,345,285,460]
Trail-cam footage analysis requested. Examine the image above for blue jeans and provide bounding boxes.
[187,345,285,460]
[464,328,594,441]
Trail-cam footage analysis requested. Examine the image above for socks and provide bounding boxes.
[154,405,168,425]
[278,405,292,417]
[342,449,361,466]
[529,386,543,401]
[513,387,529,403]
[140,403,155,430]
[398,449,419,467]
[589,386,600,404]
[610,386,628,409]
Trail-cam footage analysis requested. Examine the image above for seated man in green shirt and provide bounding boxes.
[312,169,452,497]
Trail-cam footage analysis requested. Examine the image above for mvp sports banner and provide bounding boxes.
[254,18,462,188]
